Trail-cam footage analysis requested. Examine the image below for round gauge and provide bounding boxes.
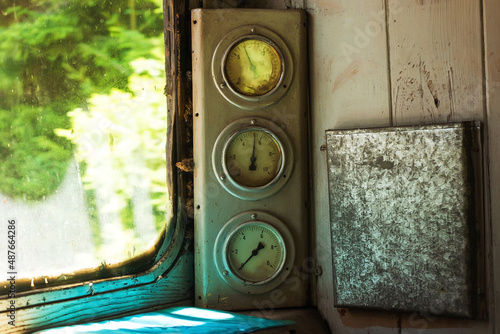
[212,26,294,109]
[213,118,293,200]
[224,38,283,96]
[214,211,295,294]
[226,221,286,284]
[224,128,283,188]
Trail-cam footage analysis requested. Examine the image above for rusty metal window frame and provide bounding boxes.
[0,0,193,332]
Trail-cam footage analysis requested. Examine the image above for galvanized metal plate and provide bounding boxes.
[326,122,481,318]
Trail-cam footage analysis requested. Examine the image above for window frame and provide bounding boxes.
[0,0,193,332]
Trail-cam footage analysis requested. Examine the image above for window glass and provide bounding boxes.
[0,0,169,279]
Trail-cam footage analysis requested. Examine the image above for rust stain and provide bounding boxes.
[427,79,439,108]
[176,158,194,172]
[419,58,430,98]
[331,59,361,94]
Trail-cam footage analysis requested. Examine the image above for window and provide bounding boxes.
[0,0,169,279]
[0,0,191,332]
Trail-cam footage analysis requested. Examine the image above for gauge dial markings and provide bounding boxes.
[225,129,282,187]
[224,38,282,96]
[226,222,285,283]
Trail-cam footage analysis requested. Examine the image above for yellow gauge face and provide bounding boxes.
[226,222,285,283]
[224,38,282,96]
[225,129,282,188]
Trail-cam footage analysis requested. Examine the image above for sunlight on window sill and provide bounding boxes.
[35,307,295,334]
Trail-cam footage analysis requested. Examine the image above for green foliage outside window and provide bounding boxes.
[0,0,163,201]
[56,55,168,259]
[0,0,167,265]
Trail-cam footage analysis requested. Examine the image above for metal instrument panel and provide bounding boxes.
[192,9,309,310]
[326,122,482,318]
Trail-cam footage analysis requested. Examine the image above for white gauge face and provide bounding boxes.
[213,211,296,294]
[226,221,286,284]
[213,118,294,200]
[225,128,283,188]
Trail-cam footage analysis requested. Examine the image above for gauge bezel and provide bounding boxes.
[223,36,284,97]
[212,25,294,110]
[214,211,295,295]
[212,117,294,200]
[223,127,284,188]
[225,221,286,284]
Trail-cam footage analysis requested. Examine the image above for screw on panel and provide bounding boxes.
[314,266,323,277]
[250,119,256,125]
[220,82,226,88]
[220,174,226,181]
[251,214,257,219]
[251,28,255,33]
[223,270,228,276]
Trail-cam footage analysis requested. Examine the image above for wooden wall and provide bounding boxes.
[304,0,499,333]
[203,0,499,332]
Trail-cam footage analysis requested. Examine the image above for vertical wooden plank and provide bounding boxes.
[388,0,493,333]
[484,0,500,332]
[305,0,394,332]
[388,0,484,126]
[308,0,392,130]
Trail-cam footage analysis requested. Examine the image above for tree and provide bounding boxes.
[0,0,163,200]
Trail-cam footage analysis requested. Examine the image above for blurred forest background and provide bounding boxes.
[0,0,169,275]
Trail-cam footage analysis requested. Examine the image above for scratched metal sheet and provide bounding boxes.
[326,122,480,318]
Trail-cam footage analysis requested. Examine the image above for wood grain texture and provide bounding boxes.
[1,252,193,334]
[306,0,496,333]
[388,0,484,126]
[307,0,391,130]
[305,0,395,332]
[484,0,500,332]
[387,0,493,332]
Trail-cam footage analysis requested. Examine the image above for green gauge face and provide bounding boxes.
[224,38,283,96]
[226,221,286,283]
[225,128,283,188]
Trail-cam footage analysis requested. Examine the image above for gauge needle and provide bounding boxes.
[243,46,258,77]
[238,242,265,271]
[249,133,257,171]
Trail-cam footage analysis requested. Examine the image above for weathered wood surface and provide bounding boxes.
[2,252,193,334]
[385,1,492,333]
[306,0,496,333]
[484,0,500,331]
[388,0,484,126]
[305,1,396,333]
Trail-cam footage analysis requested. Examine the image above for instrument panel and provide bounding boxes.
[192,9,308,310]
